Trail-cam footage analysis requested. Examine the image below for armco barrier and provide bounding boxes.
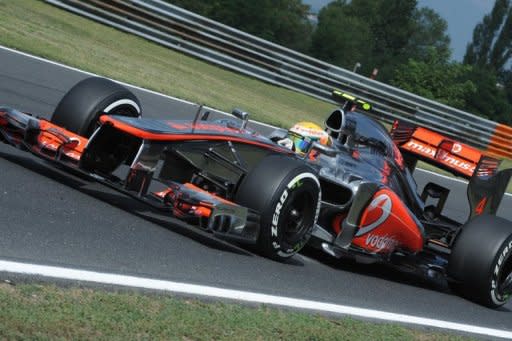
[45,0,512,158]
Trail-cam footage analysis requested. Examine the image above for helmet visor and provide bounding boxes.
[289,131,314,154]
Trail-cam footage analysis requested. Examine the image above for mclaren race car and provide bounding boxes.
[0,77,321,261]
[281,90,512,308]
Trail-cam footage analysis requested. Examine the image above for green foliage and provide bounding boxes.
[408,7,451,63]
[463,0,512,124]
[168,0,452,84]
[464,0,512,73]
[463,67,512,125]
[310,0,450,82]
[167,0,313,52]
[391,49,476,109]
[503,70,512,103]
[163,0,511,126]
[359,0,417,72]
[310,1,371,70]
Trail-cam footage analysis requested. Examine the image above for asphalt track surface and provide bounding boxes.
[1,47,511,335]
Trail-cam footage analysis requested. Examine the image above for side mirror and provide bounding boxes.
[231,108,249,129]
[200,111,210,121]
[268,129,288,142]
[307,141,338,157]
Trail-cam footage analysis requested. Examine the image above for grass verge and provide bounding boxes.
[0,283,472,340]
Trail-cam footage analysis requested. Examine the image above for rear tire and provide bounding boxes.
[448,215,512,308]
[51,77,141,137]
[235,155,321,261]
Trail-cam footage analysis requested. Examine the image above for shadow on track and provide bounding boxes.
[301,246,512,312]
[0,149,262,259]
[0,148,308,266]
[301,246,509,312]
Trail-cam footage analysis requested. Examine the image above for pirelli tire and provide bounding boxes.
[235,154,321,261]
[51,77,141,137]
[447,214,512,308]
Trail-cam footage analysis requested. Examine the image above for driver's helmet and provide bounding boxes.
[288,121,331,155]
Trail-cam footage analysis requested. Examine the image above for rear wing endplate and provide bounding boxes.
[467,157,512,220]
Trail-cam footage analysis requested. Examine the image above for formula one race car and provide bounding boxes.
[0,77,321,261]
[286,90,512,308]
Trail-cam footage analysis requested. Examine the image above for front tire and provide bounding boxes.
[448,215,512,308]
[235,155,321,261]
[51,77,141,137]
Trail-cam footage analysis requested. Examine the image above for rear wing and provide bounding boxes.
[390,120,501,179]
[391,120,512,221]
[467,157,512,219]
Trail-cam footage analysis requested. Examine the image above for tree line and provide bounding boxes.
[167,0,512,125]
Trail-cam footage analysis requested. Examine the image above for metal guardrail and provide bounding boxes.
[46,0,512,158]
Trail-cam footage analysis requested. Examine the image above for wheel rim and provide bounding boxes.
[496,259,512,301]
[500,273,512,297]
[282,190,314,246]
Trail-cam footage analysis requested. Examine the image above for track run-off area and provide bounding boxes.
[0,46,511,339]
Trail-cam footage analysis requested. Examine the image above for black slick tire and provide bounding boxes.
[51,77,141,137]
[235,154,321,261]
[448,214,512,308]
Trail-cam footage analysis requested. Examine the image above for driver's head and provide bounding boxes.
[288,121,331,155]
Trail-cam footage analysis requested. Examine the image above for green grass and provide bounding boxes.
[0,283,472,340]
[0,0,334,128]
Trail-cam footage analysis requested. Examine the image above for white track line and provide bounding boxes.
[0,260,511,339]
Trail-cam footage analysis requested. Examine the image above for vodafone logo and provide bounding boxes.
[365,234,398,251]
[452,143,462,153]
[355,193,392,236]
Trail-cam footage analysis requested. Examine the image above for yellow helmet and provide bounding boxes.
[288,121,331,155]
